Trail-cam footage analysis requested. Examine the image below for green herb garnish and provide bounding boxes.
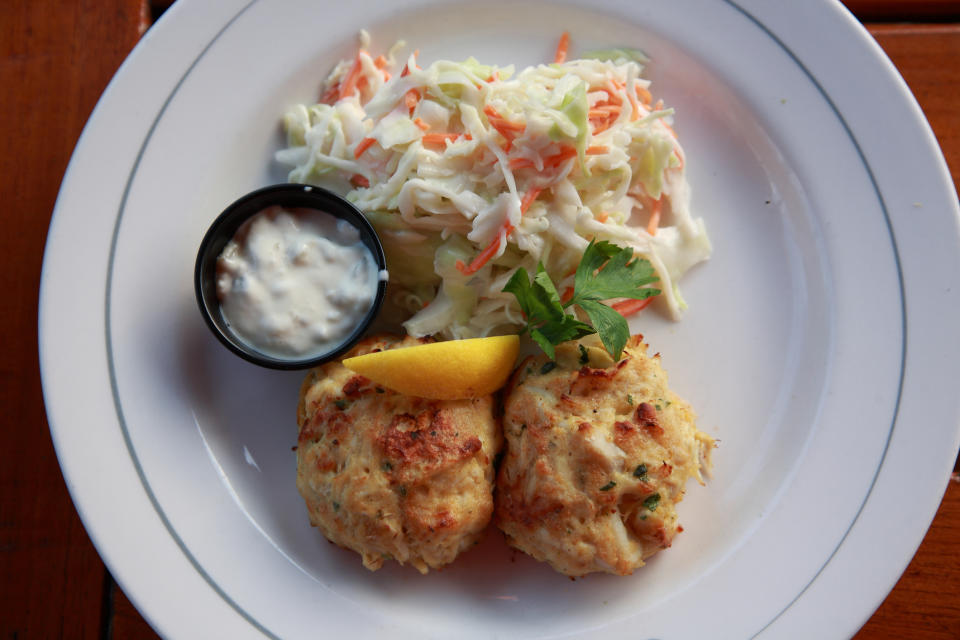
[600,480,617,491]
[643,493,661,511]
[540,361,557,375]
[633,464,648,479]
[503,240,660,360]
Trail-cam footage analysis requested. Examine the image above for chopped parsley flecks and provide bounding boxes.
[600,480,617,491]
[643,493,661,511]
[578,344,589,366]
[633,463,648,479]
[627,394,635,405]
[334,399,348,410]
[540,361,557,375]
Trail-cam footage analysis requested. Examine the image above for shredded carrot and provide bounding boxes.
[509,147,574,170]
[546,147,577,167]
[484,105,526,131]
[646,197,663,236]
[494,118,526,133]
[591,116,616,135]
[612,296,655,317]
[413,117,430,131]
[509,145,600,170]
[404,88,420,114]
[354,137,376,158]
[600,86,623,106]
[589,105,620,117]
[671,147,685,169]
[554,32,570,64]
[636,85,653,107]
[319,82,340,104]
[400,49,420,77]
[350,174,370,188]
[422,133,471,146]
[455,186,541,275]
[520,187,543,213]
[338,52,364,99]
[627,83,641,122]
[560,286,575,303]
[456,222,515,275]
[589,99,621,134]
[596,211,609,223]
[543,148,574,167]
[371,58,391,82]
[484,105,525,151]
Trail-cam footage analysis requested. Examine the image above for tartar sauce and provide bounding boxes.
[216,205,380,359]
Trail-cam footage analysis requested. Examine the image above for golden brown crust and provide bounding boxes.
[495,335,713,576]
[295,335,502,574]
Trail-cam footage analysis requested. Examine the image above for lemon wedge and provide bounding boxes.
[342,335,520,399]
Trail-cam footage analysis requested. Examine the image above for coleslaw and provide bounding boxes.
[275,32,711,339]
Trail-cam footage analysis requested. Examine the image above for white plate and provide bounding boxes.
[40,0,960,637]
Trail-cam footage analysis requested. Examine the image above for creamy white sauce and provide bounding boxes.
[216,205,379,358]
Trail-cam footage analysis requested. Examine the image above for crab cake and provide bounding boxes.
[296,334,502,574]
[495,335,713,577]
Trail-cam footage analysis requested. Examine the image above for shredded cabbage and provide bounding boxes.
[276,33,711,339]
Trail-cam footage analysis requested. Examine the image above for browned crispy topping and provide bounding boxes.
[635,402,664,438]
[298,409,353,445]
[434,511,455,530]
[377,409,482,469]
[342,375,372,397]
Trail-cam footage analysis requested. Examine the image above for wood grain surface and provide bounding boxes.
[0,2,146,639]
[843,0,960,20]
[1,1,957,638]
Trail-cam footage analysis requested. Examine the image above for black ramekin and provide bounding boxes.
[194,183,387,370]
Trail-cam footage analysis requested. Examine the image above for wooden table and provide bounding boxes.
[1,1,957,637]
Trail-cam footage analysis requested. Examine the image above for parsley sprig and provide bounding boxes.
[503,240,660,360]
